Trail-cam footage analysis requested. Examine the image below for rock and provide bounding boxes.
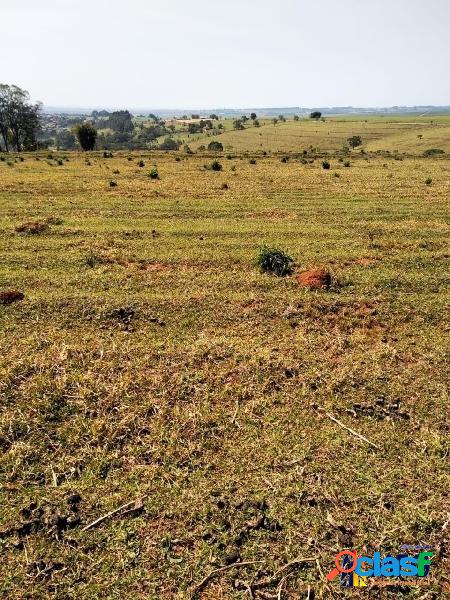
[296,269,332,289]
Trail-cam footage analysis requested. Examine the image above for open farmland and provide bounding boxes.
[178,115,450,155]
[0,148,449,599]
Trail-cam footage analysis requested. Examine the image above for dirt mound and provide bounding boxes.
[0,290,25,305]
[15,221,49,234]
[296,269,332,289]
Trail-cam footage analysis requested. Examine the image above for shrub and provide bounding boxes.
[148,168,159,179]
[322,161,331,170]
[208,141,223,151]
[423,148,445,156]
[138,160,145,167]
[310,111,322,119]
[334,172,340,177]
[257,245,294,277]
[347,135,362,149]
[425,177,433,185]
[344,161,351,167]
[211,160,222,171]
[249,158,256,164]
[56,159,64,166]
[109,180,118,187]
[112,169,120,174]
[281,157,288,163]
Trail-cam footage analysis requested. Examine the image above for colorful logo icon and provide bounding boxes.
[327,549,433,587]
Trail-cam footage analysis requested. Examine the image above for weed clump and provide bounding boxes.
[322,161,331,170]
[109,180,118,187]
[249,158,257,164]
[138,160,145,167]
[148,168,159,179]
[425,177,433,185]
[344,161,351,167]
[211,160,222,171]
[257,245,294,277]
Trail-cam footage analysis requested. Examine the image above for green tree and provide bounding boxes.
[207,140,223,151]
[250,112,257,120]
[310,111,322,119]
[73,123,97,151]
[0,84,41,152]
[55,129,77,150]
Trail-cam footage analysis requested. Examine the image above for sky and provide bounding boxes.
[1,0,449,109]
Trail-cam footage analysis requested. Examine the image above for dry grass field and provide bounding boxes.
[179,115,450,155]
[0,147,449,598]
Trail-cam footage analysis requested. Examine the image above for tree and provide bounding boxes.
[158,137,181,150]
[55,129,76,150]
[207,140,223,151]
[209,114,219,120]
[278,114,286,122]
[0,84,42,152]
[253,119,260,127]
[250,112,257,120]
[233,119,245,130]
[105,110,134,133]
[272,118,278,126]
[73,123,97,151]
[310,111,322,119]
[293,115,300,121]
[241,115,249,122]
[347,135,362,149]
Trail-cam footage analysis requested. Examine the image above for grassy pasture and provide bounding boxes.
[0,149,449,599]
[178,115,450,155]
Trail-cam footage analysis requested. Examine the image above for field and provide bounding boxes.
[0,143,449,598]
[177,114,450,155]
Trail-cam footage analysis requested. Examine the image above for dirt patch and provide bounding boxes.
[141,262,171,272]
[296,269,332,289]
[357,258,379,267]
[0,290,25,305]
[14,221,49,234]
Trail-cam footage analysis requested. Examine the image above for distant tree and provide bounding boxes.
[209,114,219,120]
[181,114,188,120]
[191,114,200,119]
[0,84,42,152]
[347,135,362,149]
[55,129,77,150]
[250,112,257,120]
[241,115,249,122]
[105,110,134,133]
[73,123,97,151]
[233,119,245,130]
[253,119,260,127]
[158,137,181,150]
[310,111,322,119]
[148,113,159,121]
[207,140,223,151]
[278,114,286,122]
[272,118,278,126]
[293,115,300,121]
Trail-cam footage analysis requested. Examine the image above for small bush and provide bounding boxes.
[425,177,433,185]
[148,168,159,179]
[322,161,331,170]
[103,151,113,158]
[208,141,223,151]
[175,157,181,162]
[211,160,222,171]
[112,169,120,174]
[249,158,257,165]
[6,160,14,167]
[281,157,288,163]
[138,160,145,167]
[334,172,340,177]
[423,148,444,156]
[109,181,117,187]
[344,161,351,167]
[256,245,294,277]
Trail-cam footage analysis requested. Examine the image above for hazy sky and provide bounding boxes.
[2,0,449,109]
